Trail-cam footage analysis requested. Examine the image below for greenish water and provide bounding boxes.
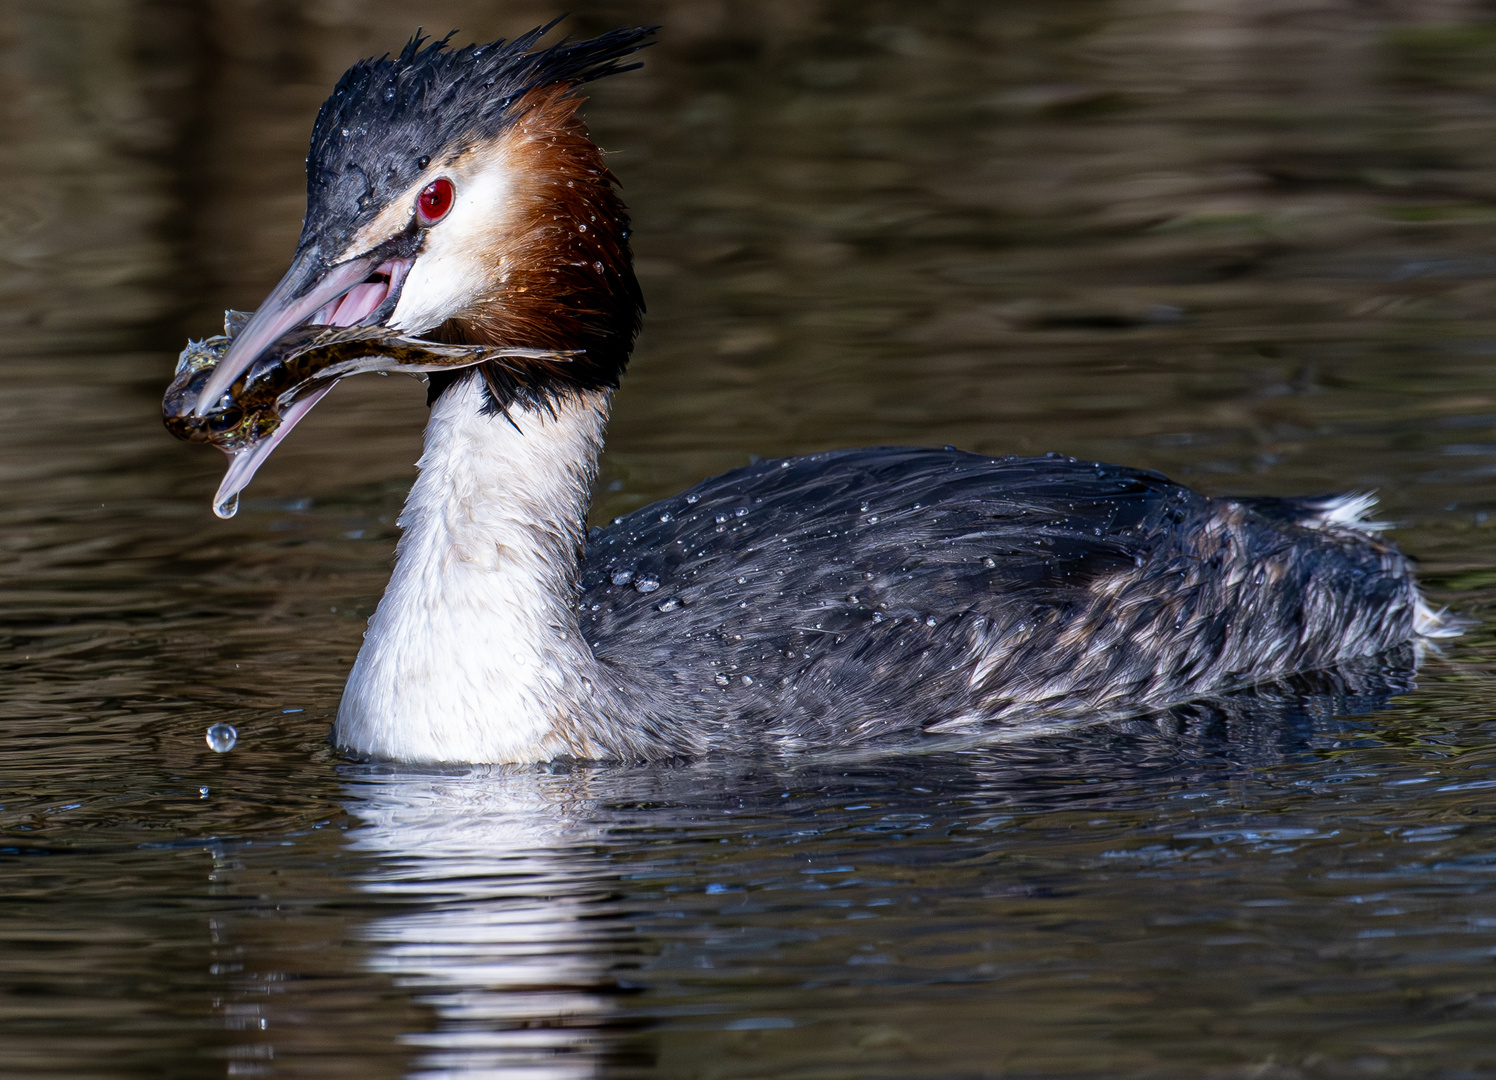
[6,1,1496,1076]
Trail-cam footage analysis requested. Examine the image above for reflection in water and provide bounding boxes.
[1123,646,1422,764]
[345,771,641,1079]
[325,653,1425,1080]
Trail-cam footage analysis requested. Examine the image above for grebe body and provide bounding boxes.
[330,375,1443,764]
[175,25,1457,765]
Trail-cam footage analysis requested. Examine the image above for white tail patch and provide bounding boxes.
[1301,492,1392,535]
[1303,498,1471,643]
[1414,593,1470,640]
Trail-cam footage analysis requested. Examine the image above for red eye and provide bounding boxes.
[417,177,454,223]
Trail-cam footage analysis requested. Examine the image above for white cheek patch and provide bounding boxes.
[391,156,517,335]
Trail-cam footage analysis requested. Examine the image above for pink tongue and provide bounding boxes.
[327,282,389,325]
[313,258,411,326]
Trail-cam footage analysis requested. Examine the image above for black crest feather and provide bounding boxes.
[300,22,656,256]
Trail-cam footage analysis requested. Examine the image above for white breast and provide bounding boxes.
[335,377,612,763]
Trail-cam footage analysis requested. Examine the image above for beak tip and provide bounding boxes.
[194,251,381,419]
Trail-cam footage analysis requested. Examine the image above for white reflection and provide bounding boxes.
[344,768,628,1080]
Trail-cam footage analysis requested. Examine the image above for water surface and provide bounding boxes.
[6,1,1496,1076]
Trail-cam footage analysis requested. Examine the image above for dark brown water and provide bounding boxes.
[7,1,1496,1076]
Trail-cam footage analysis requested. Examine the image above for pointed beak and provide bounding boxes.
[192,247,385,415]
[211,383,338,518]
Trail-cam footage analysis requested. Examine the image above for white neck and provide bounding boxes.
[335,376,615,764]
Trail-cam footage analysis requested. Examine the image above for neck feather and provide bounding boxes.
[426,84,643,414]
[336,375,617,763]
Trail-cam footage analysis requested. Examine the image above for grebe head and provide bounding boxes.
[192,21,652,495]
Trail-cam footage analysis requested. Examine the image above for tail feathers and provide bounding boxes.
[1295,492,1392,534]
[1239,492,1391,535]
[1275,498,1472,642]
[1242,495,1471,641]
[1415,593,1472,640]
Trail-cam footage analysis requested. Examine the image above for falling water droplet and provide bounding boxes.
[205,723,237,753]
[214,493,240,519]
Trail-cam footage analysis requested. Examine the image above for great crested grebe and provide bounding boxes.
[176,24,1458,765]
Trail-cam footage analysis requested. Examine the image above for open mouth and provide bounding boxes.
[164,285,581,519]
[315,258,413,327]
[177,255,418,517]
[192,252,416,416]
[176,255,415,518]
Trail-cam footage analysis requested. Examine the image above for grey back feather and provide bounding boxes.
[580,448,1421,749]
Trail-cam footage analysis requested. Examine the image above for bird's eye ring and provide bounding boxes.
[417,178,454,224]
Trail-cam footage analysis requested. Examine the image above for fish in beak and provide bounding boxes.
[172,24,651,517]
[165,312,576,518]
[192,249,415,414]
